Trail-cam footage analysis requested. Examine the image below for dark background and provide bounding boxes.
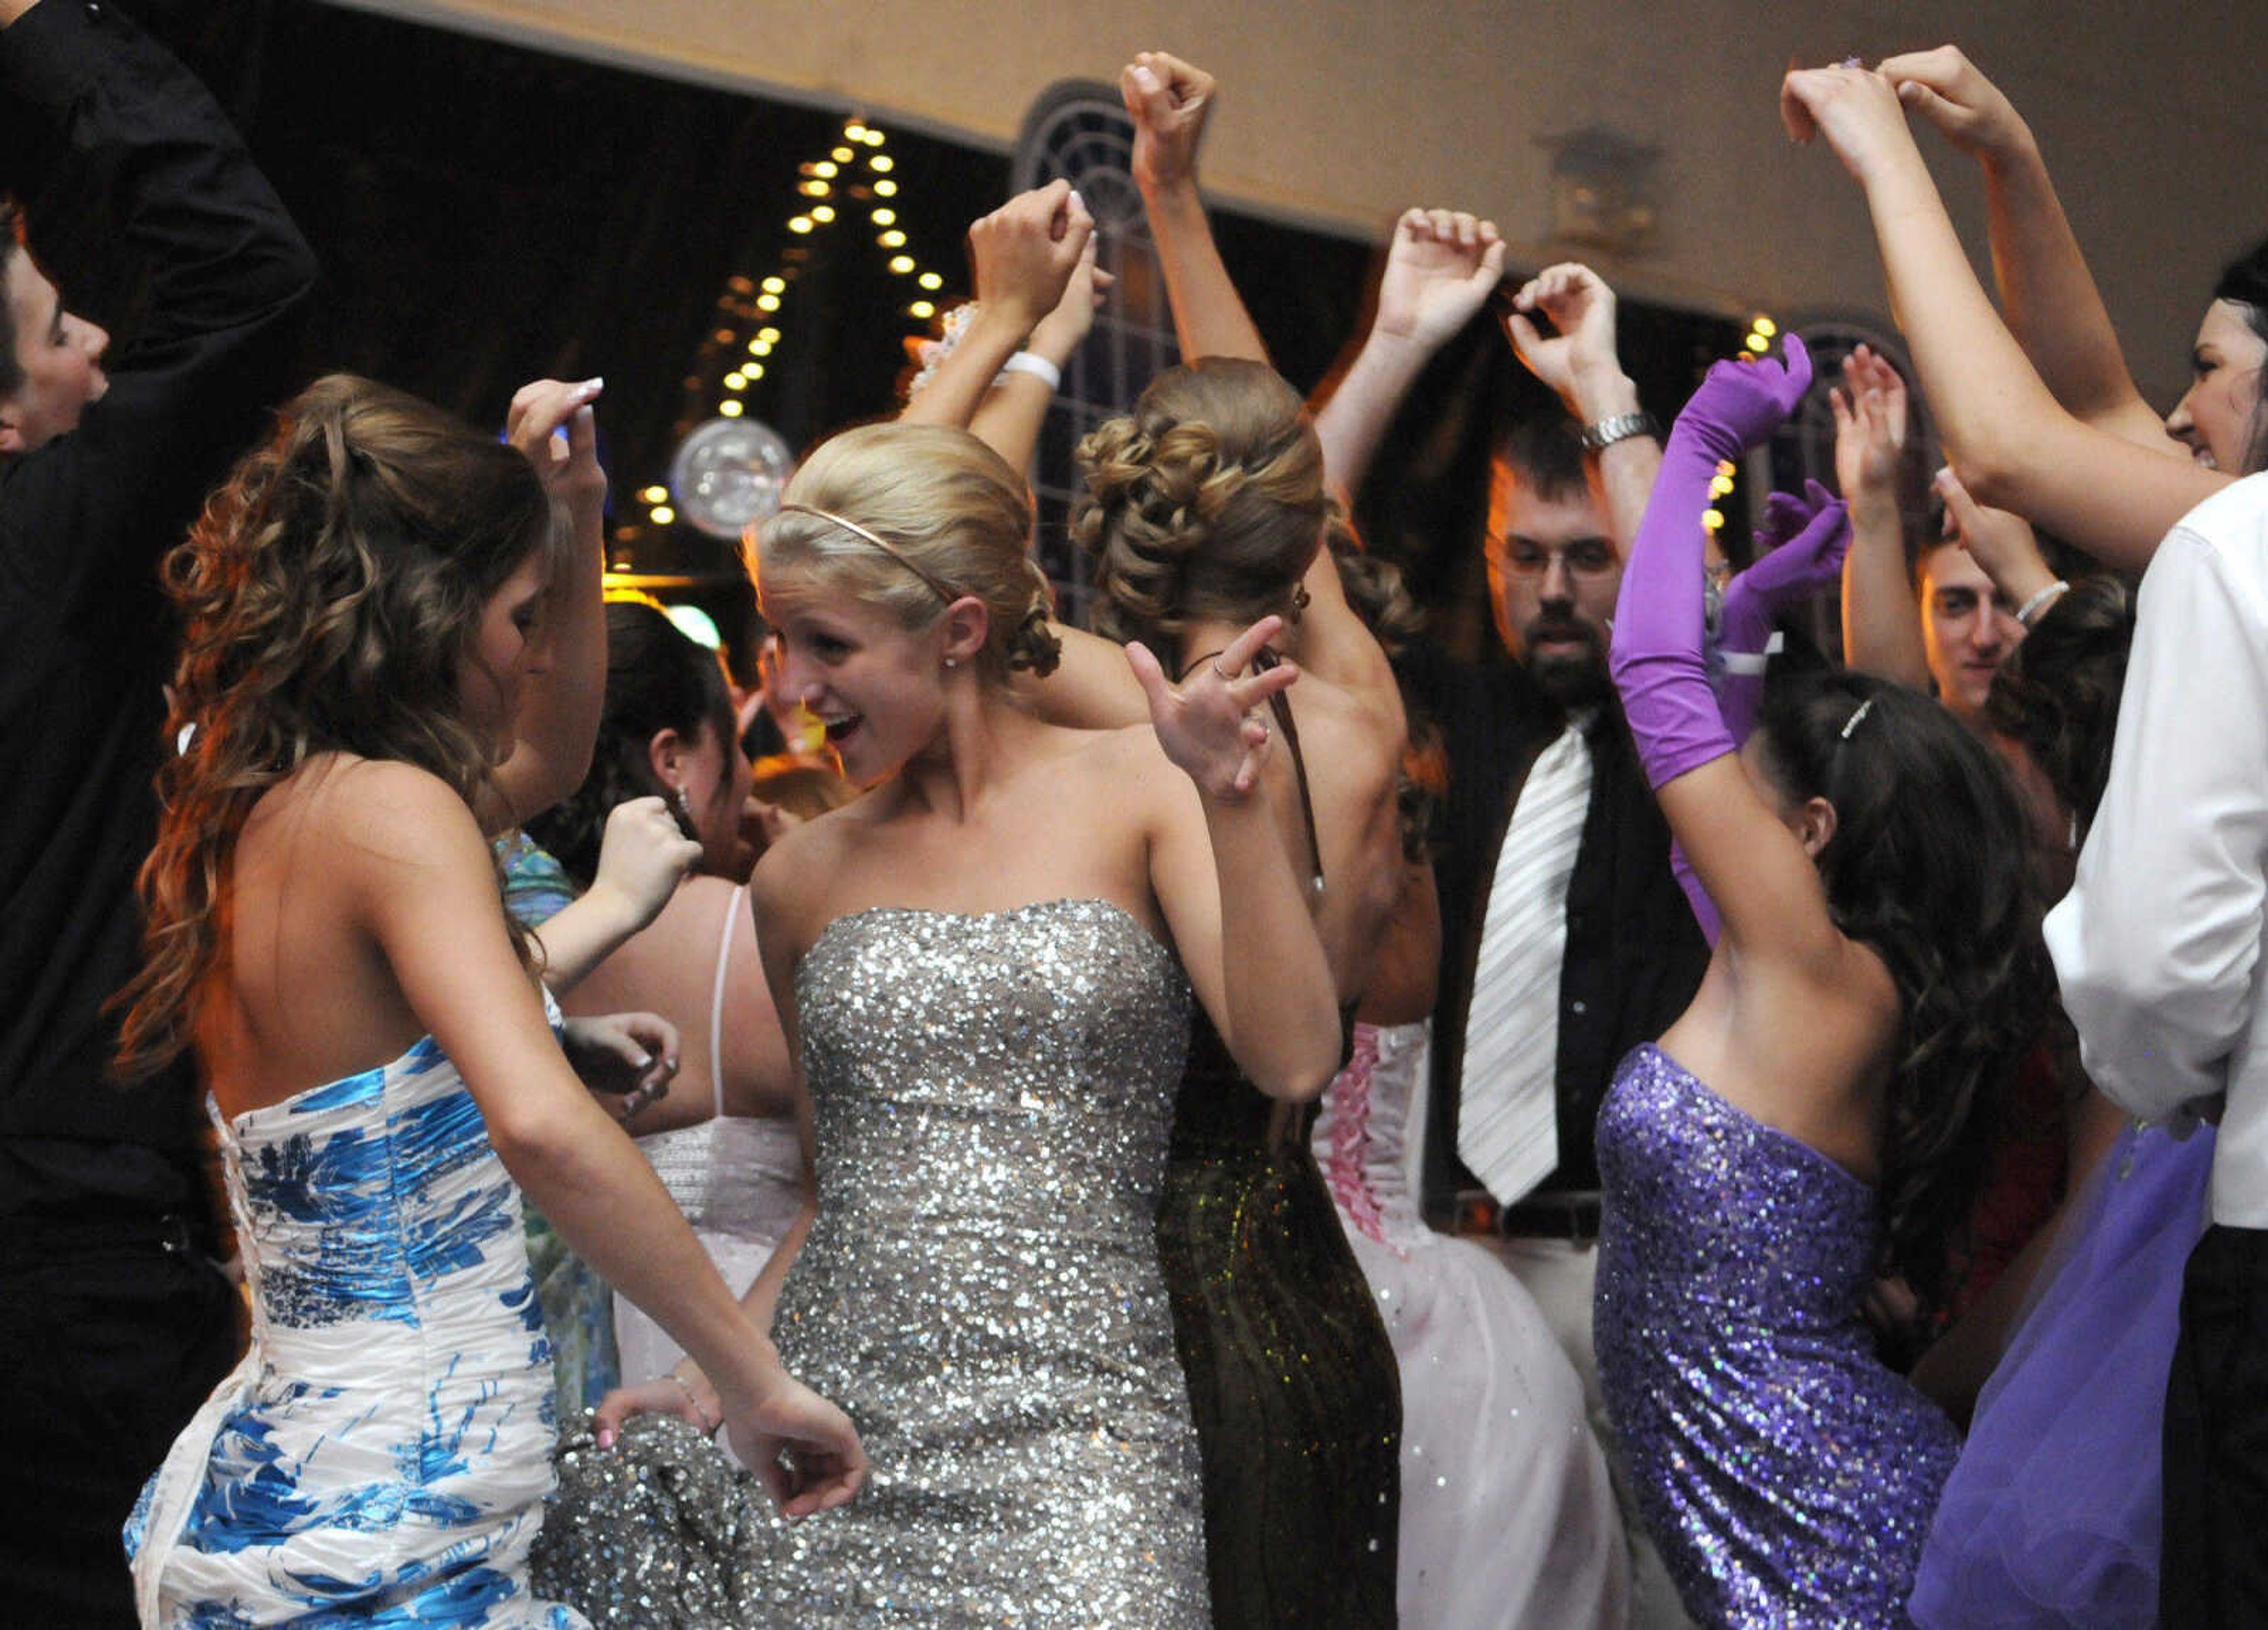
[109,0,1744,669]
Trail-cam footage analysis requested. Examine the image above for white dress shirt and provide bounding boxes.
[2045,471,2268,1228]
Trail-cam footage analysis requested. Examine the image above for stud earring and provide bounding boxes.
[944,657,957,670]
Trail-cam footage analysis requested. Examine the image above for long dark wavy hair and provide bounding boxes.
[2214,234,2268,474]
[1982,575,2137,838]
[526,597,733,888]
[115,374,556,1075]
[1754,670,2049,1306]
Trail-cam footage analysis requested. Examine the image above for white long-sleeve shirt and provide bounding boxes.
[2045,471,2268,1227]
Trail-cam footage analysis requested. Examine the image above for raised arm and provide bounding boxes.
[1313,208,1506,497]
[1934,465,2061,622]
[1504,263,1661,556]
[1833,345,1930,688]
[1610,338,1857,973]
[487,377,607,829]
[1136,615,1344,1100]
[964,230,1110,472]
[0,0,316,596]
[1878,47,2176,453]
[900,181,1091,435]
[1783,64,2223,572]
[1125,51,1267,364]
[351,766,861,1514]
[2044,516,2268,1123]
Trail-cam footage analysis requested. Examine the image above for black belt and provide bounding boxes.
[1452,1189,1604,1243]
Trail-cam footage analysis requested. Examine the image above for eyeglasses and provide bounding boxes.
[1496,537,1618,579]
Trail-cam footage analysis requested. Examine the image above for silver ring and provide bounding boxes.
[1210,657,1232,681]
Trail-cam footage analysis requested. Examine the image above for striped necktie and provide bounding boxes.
[1458,715,1593,1206]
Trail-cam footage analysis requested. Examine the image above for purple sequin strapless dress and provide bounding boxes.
[1594,1044,1959,1628]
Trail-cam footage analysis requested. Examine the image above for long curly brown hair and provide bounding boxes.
[114,374,557,1076]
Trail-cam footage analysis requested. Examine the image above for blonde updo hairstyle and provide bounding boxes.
[754,422,1061,679]
[1076,358,1331,650]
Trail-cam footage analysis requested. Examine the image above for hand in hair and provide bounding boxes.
[1504,262,1627,414]
[1878,45,2029,163]
[1374,209,1506,354]
[1935,466,2058,609]
[589,794,705,928]
[1126,614,1298,802]
[1123,51,1215,196]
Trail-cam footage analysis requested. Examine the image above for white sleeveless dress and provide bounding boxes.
[1312,1019,1630,1629]
[610,884,804,1442]
[125,1007,585,1627]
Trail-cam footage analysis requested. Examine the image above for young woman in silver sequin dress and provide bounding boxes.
[640,406,1344,1626]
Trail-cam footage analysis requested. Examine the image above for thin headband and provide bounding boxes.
[775,503,957,604]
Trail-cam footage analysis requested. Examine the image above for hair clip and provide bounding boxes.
[1839,697,1875,740]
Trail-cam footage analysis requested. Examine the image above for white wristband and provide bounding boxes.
[998,351,1062,392]
[2013,579,2071,627]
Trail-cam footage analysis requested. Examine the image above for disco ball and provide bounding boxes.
[667,415,794,540]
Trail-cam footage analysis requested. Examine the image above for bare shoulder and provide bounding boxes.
[256,756,490,889]
[749,809,859,964]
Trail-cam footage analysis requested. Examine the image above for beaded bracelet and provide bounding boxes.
[667,1371,719,1435]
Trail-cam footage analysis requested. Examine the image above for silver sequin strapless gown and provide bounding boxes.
[762,899,1211,1626]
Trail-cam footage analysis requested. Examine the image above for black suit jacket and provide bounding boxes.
[1416,650,1710,1215]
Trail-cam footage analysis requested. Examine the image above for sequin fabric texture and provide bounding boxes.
[125,1022,587,1628]
[761,899,1211,1626]
[1593,1044,1960,1628]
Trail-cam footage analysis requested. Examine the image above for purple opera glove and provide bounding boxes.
[1611,335,1816,791]
[1672,480,1848,947]
[1715,480,1850,740]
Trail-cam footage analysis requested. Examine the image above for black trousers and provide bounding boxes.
[0,1221,238,1627]
[2163,1222,2268,1625]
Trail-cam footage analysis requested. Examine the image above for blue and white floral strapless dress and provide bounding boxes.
[125,1023,588,1628]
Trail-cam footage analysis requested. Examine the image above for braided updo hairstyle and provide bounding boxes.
[1076,358,1343,650]
[754,422,1060,679]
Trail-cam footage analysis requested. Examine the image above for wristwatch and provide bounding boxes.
[1580,411,1661,452]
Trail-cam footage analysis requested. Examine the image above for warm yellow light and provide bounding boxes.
[760,276,785,294]
[1752,315,1778,337]
[724,371,747,390]
[718,400,745,418]
[908,300,936,320]
[831,145,853,162]
[918,271,943,291]
[888,255,915,274]
[871,207,897,226]
[757,327,780,344]
[787,217,813,234]
[813,161,839,179]
[1716,459,1737,477]
[811,204,836,223]
[744,363,764,381]
[844,122,869,141]
[747,338,772,356]
[650,504,676,525]
[1702,508,1725,530]
[869,154,894,172]
[1744,332,1770,354]
[1708,474,1735,497]
[639,484,669,504]
[873,178,898,197]
[878,229,907,249]
[863,129,885,146]
[755,292,780,312]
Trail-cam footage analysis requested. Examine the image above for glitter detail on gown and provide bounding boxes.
[1312,1020,1628,1629]
[123,1016,586,1628]
[1593,1044,1959,1628]
[1156,1015,1402,1628]
[759,899,1211,1626]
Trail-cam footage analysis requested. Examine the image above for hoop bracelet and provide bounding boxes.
[999,352,1062,392]
[2014,579,2071,628]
